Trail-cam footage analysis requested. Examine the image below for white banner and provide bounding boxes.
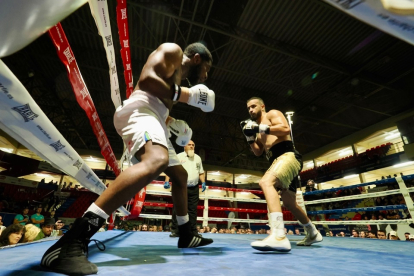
[0,60,129,215]
[88,0,122,109]
[324,0,414,45]
[0,0,88,58]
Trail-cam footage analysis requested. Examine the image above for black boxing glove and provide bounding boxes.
[242,120,270,136]
[240,120,256,144]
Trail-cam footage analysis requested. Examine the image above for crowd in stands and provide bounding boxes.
[0,205,65,247]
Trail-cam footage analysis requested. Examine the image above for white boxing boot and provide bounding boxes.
[297,221,323,246]
[251,212,291,252]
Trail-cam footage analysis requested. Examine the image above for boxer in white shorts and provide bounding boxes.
[41,42,216,275]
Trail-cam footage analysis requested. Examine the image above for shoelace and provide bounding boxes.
[66,239,105,258]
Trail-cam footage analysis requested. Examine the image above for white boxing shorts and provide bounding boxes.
[114,90,180,167]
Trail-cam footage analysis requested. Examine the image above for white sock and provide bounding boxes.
[177,214,189,226]
[85,203,109,220]
[302,220,318,235]
[269,212,285,237]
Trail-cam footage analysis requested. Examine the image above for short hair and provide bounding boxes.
[246,97,264,105]
[184,42,213,63]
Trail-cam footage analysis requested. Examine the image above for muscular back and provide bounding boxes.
[136,43,183,111]
[257,109,291,152]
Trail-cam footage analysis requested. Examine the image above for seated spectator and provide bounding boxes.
[22,224,41,243]
[14,207,30,225]
[328,230,334,237]
[359,231,366,238]
[294,228,301,235]
[377,230,386,240]
[31,206,44,228]
[164,225,170,232]
[351,229,359,238]
[409,235,414,242]
[336,231,345,237]
[98,224,106,233]
[287,230,294,235]
[368,231,377,239]
[389,231,399,240]
[404,232,411,241]
[210,227,217,233]
[141,224,148,231]
[34,218,60,241]
[157,226,163,232]
[352,212,362,220]
[131,226,137,232]
[0,224,25,246]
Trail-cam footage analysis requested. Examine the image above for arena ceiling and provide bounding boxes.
[2,0,414,172]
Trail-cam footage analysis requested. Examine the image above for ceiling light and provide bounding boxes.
[210,171,221,175]
[35,173,50,177]
[384,132,400,140]
[238,175,250,179]
[306,162,314,168]
[393,161,414,168]
[0,148,13,153]
[343,174,358,179]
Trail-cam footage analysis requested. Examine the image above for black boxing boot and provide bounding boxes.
[41,211,106,275]
[177,221,213,248]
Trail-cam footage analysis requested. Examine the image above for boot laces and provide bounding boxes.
[66,238,105,258]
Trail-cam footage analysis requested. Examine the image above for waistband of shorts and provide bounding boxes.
[266,141,300,161]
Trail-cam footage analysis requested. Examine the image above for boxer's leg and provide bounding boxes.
[280,189,322,246]
[40,141,168,275]
[165,151,213,248]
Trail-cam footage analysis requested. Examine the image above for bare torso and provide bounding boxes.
[257,110,291,152]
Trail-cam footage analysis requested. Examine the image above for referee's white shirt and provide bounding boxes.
[177,152,204,187]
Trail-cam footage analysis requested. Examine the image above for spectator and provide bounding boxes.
[351,229,359,238]
[329,230,334,237]
[337,231,345,237]
[294,228,301,235]
[409,235,414,242]
[141,224,148,231]
[368,231,377,239]
[98,224,106,233]
[389,231,399,240]
[31,206,44,228]
[287,230,294,235]
[34,218,59,241]
[22,224,41,243]
[164,225,170,232]
[131,226,137,232]
[352,212,361,220]
[359,231,366,238]
[377,230,386,240]
[0,224,25,246]
[14,207,30,225]
[210,227,217,234]
[404,232,411,241]
[0,215,3,227]
[158,226,163,232]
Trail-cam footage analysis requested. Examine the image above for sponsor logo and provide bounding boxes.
[197,91,208,106]
[63,47,75,64]
[49,140,65,152]
[12,104,39,122]
[73,159,82,170]
[105,35,112,47]
[121,8,127,19]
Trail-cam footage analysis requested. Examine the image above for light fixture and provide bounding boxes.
[384,132,400,140]
[393,161,414,168]
[0,148,13,153]
[306,162,314,168]
[35,173,50,177]
[338,148,352,156]
[238,174,250,179]
[343,174,358,179]
[210,171,221,175]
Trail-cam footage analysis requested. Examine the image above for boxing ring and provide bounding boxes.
[0,229,413,276]
[1,1,414,275]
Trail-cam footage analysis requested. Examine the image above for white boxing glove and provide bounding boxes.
[168,118,193,146]
[187,84,215,112]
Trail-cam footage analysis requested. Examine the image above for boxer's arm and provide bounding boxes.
[138,43,182,99]
[267,110,290,136]
[250,138,264,156]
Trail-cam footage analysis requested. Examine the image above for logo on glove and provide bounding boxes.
[197,91,208,106]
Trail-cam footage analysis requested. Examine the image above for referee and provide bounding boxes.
[165,140,206,237]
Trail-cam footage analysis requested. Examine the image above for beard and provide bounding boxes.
[186,64,202,86]
[187,149,195,158]
[250,110,261,120]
